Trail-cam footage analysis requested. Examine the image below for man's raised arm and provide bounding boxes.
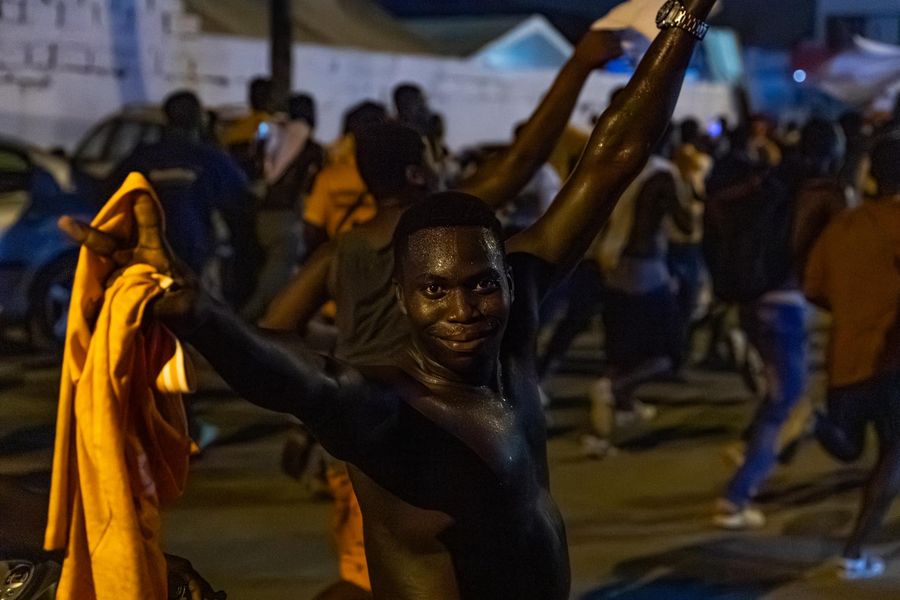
[508,0,717,270]
[458,30,622,206]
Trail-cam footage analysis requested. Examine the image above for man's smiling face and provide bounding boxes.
[396,226,511,382]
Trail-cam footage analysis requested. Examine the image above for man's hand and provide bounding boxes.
[571,29,624,71]
[57,193,202,330]
[166,553,226,600]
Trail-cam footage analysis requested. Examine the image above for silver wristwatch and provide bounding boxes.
[656,0,710,40]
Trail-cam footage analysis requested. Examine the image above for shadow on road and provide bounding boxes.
[210,421,293,448]
[0,425,56,456]
[580,536,818,599]
[758,468,868,508]
[618,425,732,452]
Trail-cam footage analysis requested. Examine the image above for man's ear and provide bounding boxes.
[393,280,408,315]
[505,266,515,304]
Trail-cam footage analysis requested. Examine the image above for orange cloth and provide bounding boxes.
[45,173,195,600]
[303,135,376,238]
[805,199,900,387]
[326,464,371,591]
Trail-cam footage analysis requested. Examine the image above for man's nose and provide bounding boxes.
[446,288,480,323]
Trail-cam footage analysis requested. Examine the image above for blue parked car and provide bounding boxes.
[0,137,100,347]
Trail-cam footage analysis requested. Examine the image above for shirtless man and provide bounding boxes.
[261,33,623,597]
[61,2,715,596]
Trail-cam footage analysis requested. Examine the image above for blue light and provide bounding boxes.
[792,69,807,83]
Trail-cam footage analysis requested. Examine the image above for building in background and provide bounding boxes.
[0,0,737,151]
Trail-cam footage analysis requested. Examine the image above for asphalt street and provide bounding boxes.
[1,324,899,599]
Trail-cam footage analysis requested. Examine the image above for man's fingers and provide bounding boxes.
[134,193,165,250]
[58,216,120,257]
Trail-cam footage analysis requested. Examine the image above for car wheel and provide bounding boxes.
[28,255,77,350]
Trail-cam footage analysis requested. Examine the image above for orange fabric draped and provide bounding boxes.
[45,173,194,600]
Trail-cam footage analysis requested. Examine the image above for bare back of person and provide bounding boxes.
[622,170,684,259]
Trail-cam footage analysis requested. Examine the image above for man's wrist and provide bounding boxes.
[567,52,599,75]
[158,288,215,339]
[680,0,717,20]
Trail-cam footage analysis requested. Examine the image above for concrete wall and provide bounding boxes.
[0,1,737,152]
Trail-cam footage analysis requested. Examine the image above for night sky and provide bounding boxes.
[374,0,816,49]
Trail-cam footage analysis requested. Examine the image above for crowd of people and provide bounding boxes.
[52,0,900,595]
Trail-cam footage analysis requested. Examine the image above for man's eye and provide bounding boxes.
[475,278,499,293]
[423,284,445,297]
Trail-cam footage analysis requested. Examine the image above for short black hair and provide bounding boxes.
[355,122,425,201]
[839,111,864,139]
[289,93,316,127]
[800,118,843,162]
[163,90,202,132]
[342,101,387,138]
[249,77,272,111]
[680,118,700,144]
[393,83,424,110]
[392,191,504,276]
[871,133,900,196]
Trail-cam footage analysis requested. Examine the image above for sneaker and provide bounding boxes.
[713,498,766,530]
[589,378,615,438]
[837,555,885,580]
[632,400,658,422]
[580,434,617,459]
[538,385,552,409]
[614,401,659,428]
[728,329,748,367]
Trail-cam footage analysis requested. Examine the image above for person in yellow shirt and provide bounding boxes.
[302,102,386,258]
[748,113,782,167]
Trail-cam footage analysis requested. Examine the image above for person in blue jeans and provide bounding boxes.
[714,119,847,529]
[715,296,808,528]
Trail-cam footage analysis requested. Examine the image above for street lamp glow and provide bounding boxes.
[793,69,807,83]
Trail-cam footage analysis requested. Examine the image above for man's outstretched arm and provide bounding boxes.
[59,196,382,441]
[508,0,716,270]
[458,30,622,207]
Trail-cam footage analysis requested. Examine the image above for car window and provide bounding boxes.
[107,120,144,164]
[75,119,117,163]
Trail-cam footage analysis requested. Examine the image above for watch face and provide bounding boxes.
[657,0,677,26]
